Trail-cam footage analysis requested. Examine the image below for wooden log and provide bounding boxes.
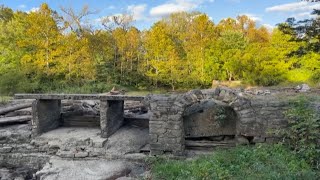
[0,103,32,115]
[0,115,32,125]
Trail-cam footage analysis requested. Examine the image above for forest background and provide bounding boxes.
[0,2,319,95]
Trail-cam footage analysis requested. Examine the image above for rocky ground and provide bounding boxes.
[0,99,150,180]
[36,158,148,180]
[0,125,150,180]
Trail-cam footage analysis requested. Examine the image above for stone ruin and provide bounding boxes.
[0,87,320,179]
[146,87,319,155]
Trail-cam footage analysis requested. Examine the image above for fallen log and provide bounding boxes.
[0,115,32,125]
[0,103,32,115]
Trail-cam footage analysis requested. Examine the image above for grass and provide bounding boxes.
[150,144,319,180]
[0,96,12,104]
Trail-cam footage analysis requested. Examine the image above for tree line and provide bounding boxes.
[0,3,319,94]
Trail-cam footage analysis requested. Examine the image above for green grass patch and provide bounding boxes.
[150,144,319,180]
[0,96,13,104]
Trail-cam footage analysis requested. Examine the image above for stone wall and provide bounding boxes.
[147,90,214,155]
[184,102,237,137]
[234,96,290,143]
[32,100,62,136]
[147,95,185,155]
[146,88,316,155]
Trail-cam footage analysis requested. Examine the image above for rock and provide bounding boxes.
[0,124,31,144]
[116,177,137,180]
[236,136,249,145]
[56,150,74,158]
[36,159,138,180]
[74,151,88,158]
[296,84,310,92]
[105,126,149,156]
[82,100,97,107]
[184,100,237,137]
[252,136,266,143]
[264,90,271,95]
[0,146,13,153]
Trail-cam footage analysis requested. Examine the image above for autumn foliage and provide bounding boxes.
[0,4,319,94]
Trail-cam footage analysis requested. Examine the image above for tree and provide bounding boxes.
[218,30,248,81]
[60,5,96,37]
[144,21,185,90]
[19,3,62,79]
[0,5,13,22]
[184,14,216,85]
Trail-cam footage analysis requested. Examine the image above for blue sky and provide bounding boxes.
[1,0,319,30]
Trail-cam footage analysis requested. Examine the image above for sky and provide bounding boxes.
[1,0,319,30]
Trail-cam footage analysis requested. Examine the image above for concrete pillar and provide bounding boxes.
[100,100,124,138]
[32,100,61,136]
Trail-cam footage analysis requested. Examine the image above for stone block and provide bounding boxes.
[88,148,105,157]
[0,146,13,153]
[93,139,108,148]
[74,151,89,158]
[236,136,249,145]
[57,150,75,158]
[252,136,266,143]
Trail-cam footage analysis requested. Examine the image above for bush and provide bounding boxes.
[150,144,318,179]
[281,96,320,169]
[0,71,38,96]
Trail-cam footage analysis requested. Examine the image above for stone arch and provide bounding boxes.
[147,88,250,155]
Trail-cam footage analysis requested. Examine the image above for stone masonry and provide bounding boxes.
[146,87,316,155]
[100,100,124,138]
[13,90,320,156]
[32,100,62,136]
[15,94,144,138]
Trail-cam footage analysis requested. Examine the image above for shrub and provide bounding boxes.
[281,96,320,169]
[0,70,38,95]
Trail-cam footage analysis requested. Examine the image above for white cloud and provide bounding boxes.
[149,0,214,17]
[26,7,40,13]
[108,5,115,10]
[294,11,318,19]
[18,4,26,9]
[262,23,274,32]
[127,4,147,21]
[266,2,320,12]
[240,13,262,22]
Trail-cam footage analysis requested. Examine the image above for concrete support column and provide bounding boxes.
[100,100,124,138]
[32,99,61,136]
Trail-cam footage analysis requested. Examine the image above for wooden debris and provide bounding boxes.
[0,115,32,125]
[0,103,32,115]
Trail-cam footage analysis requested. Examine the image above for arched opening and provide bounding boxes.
[182,99,238,151]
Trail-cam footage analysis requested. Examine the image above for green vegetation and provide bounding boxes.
[150,144,319,180]
[0,4,319,95]
[280,96,320,169]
